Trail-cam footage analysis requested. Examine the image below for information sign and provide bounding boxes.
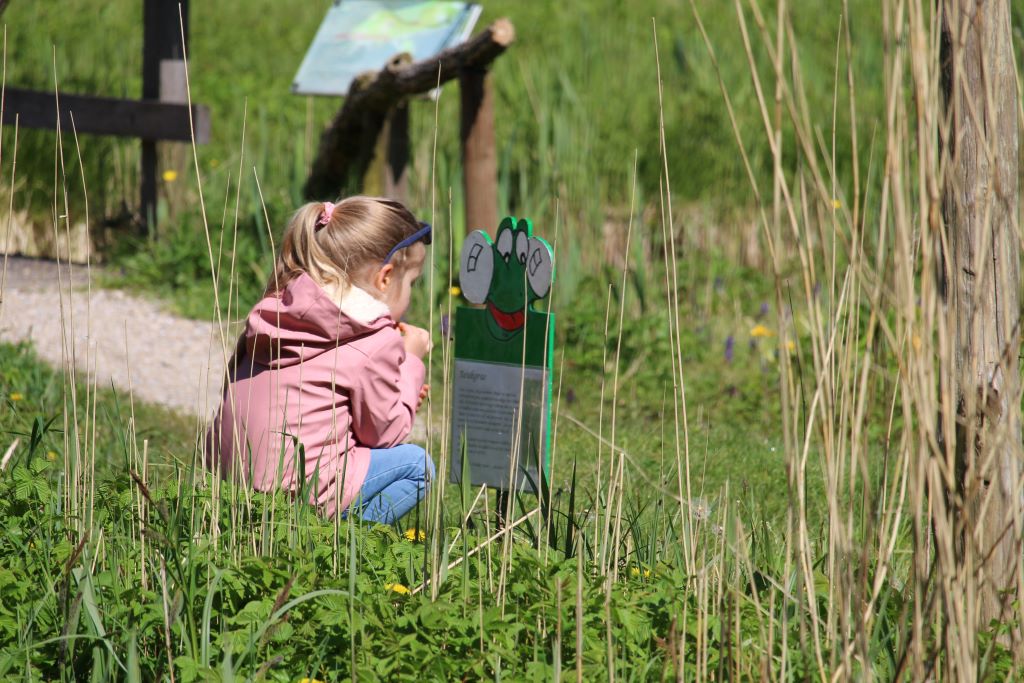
[293,1,482,96]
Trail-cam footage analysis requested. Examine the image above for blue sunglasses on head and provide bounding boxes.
[382,222,432,265]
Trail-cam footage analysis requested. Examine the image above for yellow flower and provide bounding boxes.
[750,324,774,338]
[210,158,220,169]
[785,340,796,353]
[403,528,426,542]
[46,451,57,462]
[385,582,410,595]
[832,198,842,209]
[912,334,922,352]
[298,679,325,683]
[162,169,178,183]
[450,285,461,297]
[8,392,23,402]
[630,567,651,579]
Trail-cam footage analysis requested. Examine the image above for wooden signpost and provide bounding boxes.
[302,15,514,237]
[451,216,555,492]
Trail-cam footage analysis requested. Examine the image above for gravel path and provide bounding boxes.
[0,256,228,416]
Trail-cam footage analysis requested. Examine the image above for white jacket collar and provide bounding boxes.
[337,284,391,325]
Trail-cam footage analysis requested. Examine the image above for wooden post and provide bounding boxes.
[141,0,189,233]
[942,0,1022,640]
[459,65,498,237]
[361,103,408,202]
[384,102,410,204]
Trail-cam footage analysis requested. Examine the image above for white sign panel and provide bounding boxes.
[451,359,548,490]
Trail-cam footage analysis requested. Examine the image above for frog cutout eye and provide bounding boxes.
[526,237,554,299]
[512,231,528,266]
[495,228,513,262]
[459,230,494,305]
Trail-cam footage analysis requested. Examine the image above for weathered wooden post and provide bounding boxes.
[141,0,189,233]
[459,65,498,236]
[364,101,411,203]
[941,0,1022,638]
[384,102,410,203]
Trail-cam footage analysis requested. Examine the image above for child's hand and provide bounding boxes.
[398,323,432,359]
[416,384,430,411]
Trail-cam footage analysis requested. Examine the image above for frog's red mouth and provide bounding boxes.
[488,301,525,331]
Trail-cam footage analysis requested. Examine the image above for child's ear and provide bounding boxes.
[372,264,394,293]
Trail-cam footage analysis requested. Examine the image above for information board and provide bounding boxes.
[293,1,482,96]
[451,217,555,491]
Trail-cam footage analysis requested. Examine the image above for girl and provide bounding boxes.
[208,196,434,524]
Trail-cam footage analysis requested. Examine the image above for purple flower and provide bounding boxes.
[758,302,769,318]
[440,313,451,340]
[724,335,735,363]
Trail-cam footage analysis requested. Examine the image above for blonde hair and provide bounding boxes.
[265,195,422,298]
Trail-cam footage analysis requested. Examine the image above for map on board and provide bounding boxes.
[292,1,482,96]
[451,217,556,492]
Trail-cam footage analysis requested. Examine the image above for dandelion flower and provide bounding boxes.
[9,392,23,402]
[750,324,774,338]
[450,285,462,297]
[385,582,410,595]
[403,528,426,542]
[298,679,325,683]
[785,340,796,353]
[162,169,178,183]
[832,198,841,209]
[46,451,57,462]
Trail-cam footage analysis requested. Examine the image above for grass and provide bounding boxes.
[0,341,195,478]
[2,0,1024,679]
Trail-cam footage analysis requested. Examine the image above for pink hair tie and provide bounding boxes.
[315,201,336,231]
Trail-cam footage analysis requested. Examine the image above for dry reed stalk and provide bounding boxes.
[426,63,443,600]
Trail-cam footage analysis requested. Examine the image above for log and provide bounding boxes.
[304,18,515,200]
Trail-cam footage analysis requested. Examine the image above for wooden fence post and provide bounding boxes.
[141,0,189,233]
[459,65,498,237]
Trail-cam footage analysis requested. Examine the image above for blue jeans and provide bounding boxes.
[351,444,435,524]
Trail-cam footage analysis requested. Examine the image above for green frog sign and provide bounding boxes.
[451,217,555,491]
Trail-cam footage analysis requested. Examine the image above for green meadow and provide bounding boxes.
[2,0,1023,679]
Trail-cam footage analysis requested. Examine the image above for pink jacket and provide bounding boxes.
[207,273,425,518]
